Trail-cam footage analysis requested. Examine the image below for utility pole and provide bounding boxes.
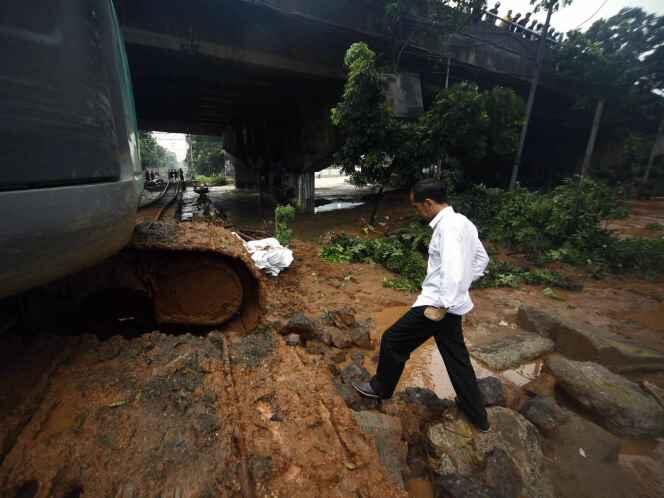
[509,3,554,191]
[580,98,605,179]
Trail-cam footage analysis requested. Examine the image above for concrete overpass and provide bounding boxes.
[115,0,567,208]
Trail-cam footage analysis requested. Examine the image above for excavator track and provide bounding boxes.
[23,221,265,334]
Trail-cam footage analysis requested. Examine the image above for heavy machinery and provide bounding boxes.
[0,0,262,331]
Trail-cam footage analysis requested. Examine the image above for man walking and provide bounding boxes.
[353,179,491,432]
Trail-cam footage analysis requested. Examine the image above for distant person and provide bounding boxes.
[352,179,491,433]
[179,168,184,182]
[510,13,521,32]
[517,12,531,36]
[501,9,513,29]
[471,0,486,23]
[145,170,150,182]
[487,2,500,25]
[529,19,538,32]
[534,23,544,41]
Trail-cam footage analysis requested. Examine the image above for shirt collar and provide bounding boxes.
[429,205,454,229]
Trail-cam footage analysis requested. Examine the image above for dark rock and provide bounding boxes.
[351,322,373,349]
[280,313,316,339]
[13,481,39,498]
[352,411,407,488]
[405,436,430,479]
[399,387,454,413]
[328,327,353,349]
[434,474,494,498]
[427,407,555,498]
[520,396,569,435]
[519,306,664,374]
[323,307,357,329]
[341,363,371,385]
[471,334,554,371]
[483,448,523,498]
[477,377,506,407]
[517,305,561,338]
[641,380,664,410]
[285,333,301,347]
[546,355,664,438]
[351,352,365,366]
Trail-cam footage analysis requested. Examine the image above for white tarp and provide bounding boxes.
[238,236,293,276]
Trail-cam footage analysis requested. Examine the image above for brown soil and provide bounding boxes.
[606,198,664,239]
[1,195,663,497]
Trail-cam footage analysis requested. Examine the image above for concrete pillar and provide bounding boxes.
[296,171,315,213]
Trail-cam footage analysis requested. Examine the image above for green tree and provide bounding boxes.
[331,43,409,224]
[331,43,524,221]
[556,8,664,183]
[139,131,174,171]
[186,135,226,177]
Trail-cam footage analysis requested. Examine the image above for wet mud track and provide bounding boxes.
[0,326,403,498]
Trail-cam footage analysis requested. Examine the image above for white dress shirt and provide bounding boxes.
[413,206,490,315]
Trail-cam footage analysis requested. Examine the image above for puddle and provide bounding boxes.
[314,199,364,214]
[501,361,544,387]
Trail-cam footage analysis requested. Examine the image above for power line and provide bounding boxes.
[572,0,610,31]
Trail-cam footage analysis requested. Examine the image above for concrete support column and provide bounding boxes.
[296,171,315,213]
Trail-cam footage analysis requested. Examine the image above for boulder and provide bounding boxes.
[471,333,554,371]
[477,377,506,407]
[323,307,358,329]
[352,411,407,489]
[434,474,494,498]
[518,305,664,373]
[483,448,523,498]
[280,313,316,340]
[329,327,353,349]
[399,387,454,413]
[351,321,373,349]
[520,396,569,435]
[641,380,664,410]
[427,407,555,498]
[546,355,664,438]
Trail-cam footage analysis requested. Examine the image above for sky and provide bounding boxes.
[151,1,664,160]
[153,132,188,162]
[493,0,664,34]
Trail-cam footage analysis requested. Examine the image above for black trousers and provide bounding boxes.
[370,306,488,427]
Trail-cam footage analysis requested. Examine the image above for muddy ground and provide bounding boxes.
[1,191,663,498]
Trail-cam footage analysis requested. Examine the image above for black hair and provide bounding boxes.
[411,179,448,204]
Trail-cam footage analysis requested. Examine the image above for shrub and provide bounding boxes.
[275,205,296,246]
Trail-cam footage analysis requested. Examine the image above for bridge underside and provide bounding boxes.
[118,0,585,208]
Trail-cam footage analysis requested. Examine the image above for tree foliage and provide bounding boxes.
[139,132,177,170]
[331,43,525,195]
[186,135,225,177]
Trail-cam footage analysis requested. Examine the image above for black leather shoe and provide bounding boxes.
[477,422,491,433]
[352,381,381,399]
